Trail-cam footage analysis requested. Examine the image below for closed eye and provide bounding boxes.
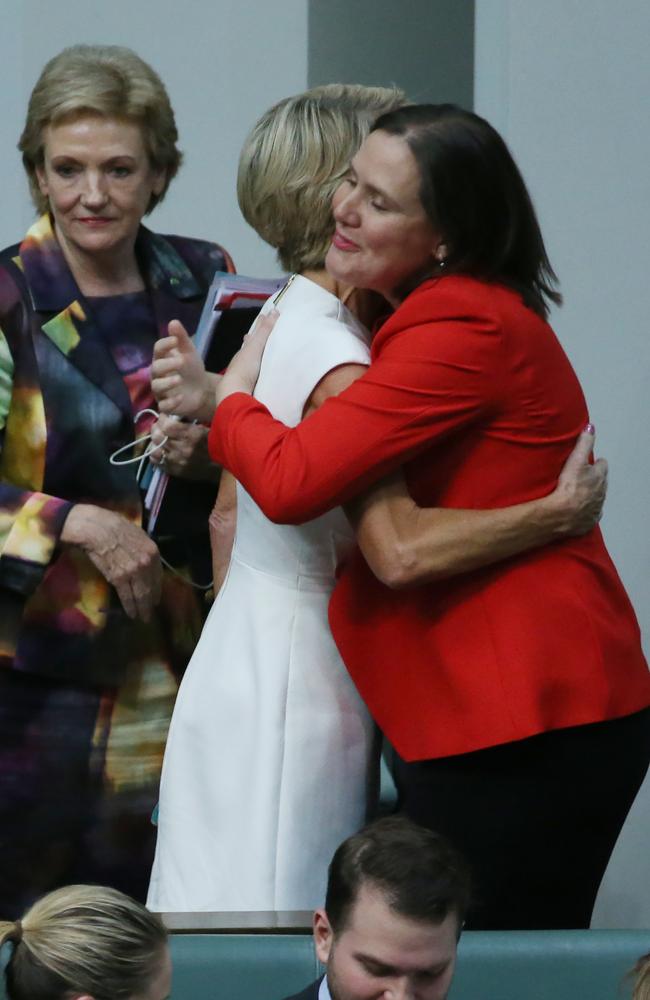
[360,960,397,978]
[415,964,448,983]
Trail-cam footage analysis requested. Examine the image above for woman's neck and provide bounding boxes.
[54,224,145,297]
[300,268,388,328]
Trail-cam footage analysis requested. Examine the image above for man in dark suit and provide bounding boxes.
[282,816,470,1000]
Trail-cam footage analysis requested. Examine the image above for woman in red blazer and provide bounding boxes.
[209,105,649,928]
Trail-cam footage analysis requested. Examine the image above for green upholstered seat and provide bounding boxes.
[3,928,648,999]
[168,932,318,1000]
[167,929,649,1000]
[450,930,649,1000]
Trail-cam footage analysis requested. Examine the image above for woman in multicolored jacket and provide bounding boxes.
[0,44,234,915]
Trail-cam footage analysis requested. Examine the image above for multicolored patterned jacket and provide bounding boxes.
[0,213,234,686]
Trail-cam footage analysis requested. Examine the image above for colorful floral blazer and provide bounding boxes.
[0,213,234,686]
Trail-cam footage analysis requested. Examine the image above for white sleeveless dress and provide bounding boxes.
[147,275,376,911]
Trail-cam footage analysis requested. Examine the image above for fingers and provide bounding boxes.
[244,309,277,346]
[152,335,180,364]
[113,576,139,620]
[129,558,163,622]
[116,538,162,622]
[167,318,193,348]
[155,413,179,436]
[152,361,183,383]
[149,420,166,447]
[148,418,169,466]
[157,393,184,415]
[249,308,279,336]
[151,372,181,414]
[61,505,163,623]
[152,421,207,480]
[561,426,596,474]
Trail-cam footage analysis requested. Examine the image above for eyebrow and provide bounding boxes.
[356,953,449,977]
[356,954,401,975]
[50,154,138,163]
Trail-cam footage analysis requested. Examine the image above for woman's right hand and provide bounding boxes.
[549,427,608,534]
[60,504,162,621]
[151,319,216,421]
[216,309,278,406]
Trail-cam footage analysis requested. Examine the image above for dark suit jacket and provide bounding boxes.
[282,977,322,1000]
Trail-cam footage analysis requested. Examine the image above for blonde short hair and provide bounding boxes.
[237,83,407,273]
[19,44,182,214]
[633,954,650,1000]
[0,884,167,1000]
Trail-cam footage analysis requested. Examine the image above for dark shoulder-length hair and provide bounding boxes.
[371,103,561,319]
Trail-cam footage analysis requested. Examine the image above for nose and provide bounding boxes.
[333,184,360,228]
[383,978,415,1000]
[80,170,109,208]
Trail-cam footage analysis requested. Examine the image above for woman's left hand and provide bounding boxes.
[548,426,608,534]
[215,309,278,407]
[149,413,219,482]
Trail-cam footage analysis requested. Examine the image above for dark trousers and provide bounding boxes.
[392,708,650,930]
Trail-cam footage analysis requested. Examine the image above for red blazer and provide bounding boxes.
[209,275,650,760]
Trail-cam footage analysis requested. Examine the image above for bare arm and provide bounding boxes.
[215,317,608,583]
[304,368,607,586]
[209,469,238,595]
[346,429,606,588]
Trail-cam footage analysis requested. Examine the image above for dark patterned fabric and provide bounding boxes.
[0,213,234,915]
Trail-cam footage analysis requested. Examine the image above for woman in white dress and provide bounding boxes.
[147,86,606,912]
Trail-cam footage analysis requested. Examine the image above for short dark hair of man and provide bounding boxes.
[324,816,471,934]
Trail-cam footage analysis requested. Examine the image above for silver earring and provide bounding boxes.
[438,258,447,270]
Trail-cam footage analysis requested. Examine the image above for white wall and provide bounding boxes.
[0,0,309,275]
[475,0,650,928]
[308,0,474,106]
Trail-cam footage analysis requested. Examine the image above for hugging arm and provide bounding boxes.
[346,428,606,588]
[209,312,607,583]
[304,369,606,586]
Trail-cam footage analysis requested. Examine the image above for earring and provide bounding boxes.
[435,243,448,270]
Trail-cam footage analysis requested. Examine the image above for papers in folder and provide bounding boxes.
[144,272,286,533]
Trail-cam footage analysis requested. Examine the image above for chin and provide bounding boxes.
[325,244,346,280]
[76,232,122,253]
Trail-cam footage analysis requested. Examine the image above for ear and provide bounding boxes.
[35,164,49,198]
[152,168,167,197]
[313,908,334,965]
[434,242,449,264]
[70,994,95,1000]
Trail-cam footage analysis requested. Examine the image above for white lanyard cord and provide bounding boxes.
[108,409,213,593]
[108,408,168,481]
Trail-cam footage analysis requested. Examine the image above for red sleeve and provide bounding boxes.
[208,311,502,524]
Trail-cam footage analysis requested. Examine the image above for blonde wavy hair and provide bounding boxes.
[237,83,407,273]
[19,44,182,215]
[633,954,650,1000]
[0,885,167,1000]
